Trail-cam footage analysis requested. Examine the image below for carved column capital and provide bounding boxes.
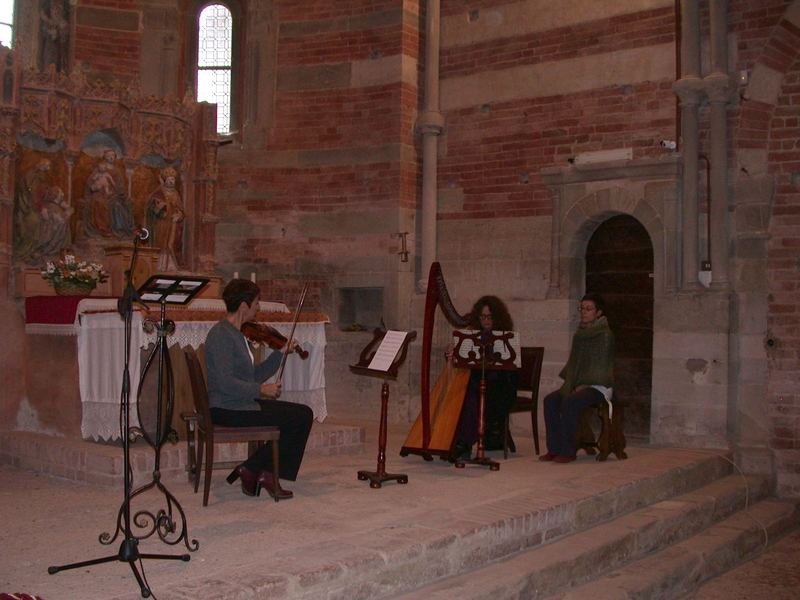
[704,73,736,104]
[673,77,705,105]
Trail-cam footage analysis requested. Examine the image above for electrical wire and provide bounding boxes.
[670,447,770,554]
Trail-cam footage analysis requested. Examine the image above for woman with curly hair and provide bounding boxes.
[449,295,519,460]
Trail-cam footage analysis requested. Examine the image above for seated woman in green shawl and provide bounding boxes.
[540,292,614,463]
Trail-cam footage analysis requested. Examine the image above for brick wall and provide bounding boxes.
[73,0,142,76]
[437,2,678,222]
[766,51,800,494]
[215,0,420,281]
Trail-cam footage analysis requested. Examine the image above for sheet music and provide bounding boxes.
[454,330,522,367]
[367,330,408,372]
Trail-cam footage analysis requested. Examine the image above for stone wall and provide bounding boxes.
[5,0,800,495]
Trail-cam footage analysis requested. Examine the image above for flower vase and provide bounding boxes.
[53,281,97,296]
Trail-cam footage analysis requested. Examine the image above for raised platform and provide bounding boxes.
[0,423,797,600]
[0,419,365,489]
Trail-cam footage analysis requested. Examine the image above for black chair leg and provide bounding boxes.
[503,416,510,460]
[531,410,540,455]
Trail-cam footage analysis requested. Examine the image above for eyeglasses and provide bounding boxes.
[479,313,493,319]
[577,306,597,313]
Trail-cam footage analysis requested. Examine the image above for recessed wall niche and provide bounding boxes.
[338,287,383,331]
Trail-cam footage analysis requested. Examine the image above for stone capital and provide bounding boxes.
[416,110,445,136]
[703,73,736,104]
[673,77,705,105]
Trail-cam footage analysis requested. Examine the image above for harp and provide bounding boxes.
[400,262,471,461]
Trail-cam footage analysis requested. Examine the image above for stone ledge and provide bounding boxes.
[0,421,365,488]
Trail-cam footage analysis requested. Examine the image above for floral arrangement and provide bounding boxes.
[41,254,109,288]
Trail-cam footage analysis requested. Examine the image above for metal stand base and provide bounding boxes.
[48,539,190,598]
[454,456,500,470]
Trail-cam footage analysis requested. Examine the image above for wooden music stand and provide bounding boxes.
[350,328,417,488]
[452,329,519,471]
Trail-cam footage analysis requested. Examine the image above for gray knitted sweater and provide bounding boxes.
[205,318,283,411]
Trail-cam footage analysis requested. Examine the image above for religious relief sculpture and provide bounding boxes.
[36,185,74,256]
[13,158,51,262]
[145,166,187,271]
[80,149,135,240]
[38,0,70,73]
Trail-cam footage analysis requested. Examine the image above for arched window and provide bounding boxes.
[0,0,14,48]
[185,0,243,136]
[197,4,232,133]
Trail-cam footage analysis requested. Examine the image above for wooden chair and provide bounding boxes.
[503,346,545,459]
[575,396,628,461]
[181,348,281,505]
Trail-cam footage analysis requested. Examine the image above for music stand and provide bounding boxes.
[48,271,207,598]
[350,328,417,488]
[452,329,519,471]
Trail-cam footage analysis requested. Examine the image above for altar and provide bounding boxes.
[25,298,329,440]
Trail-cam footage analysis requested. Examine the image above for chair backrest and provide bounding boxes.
[518,346,544,395]
[184,349,213,432]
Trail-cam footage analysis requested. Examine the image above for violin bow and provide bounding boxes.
[277,283,309,380]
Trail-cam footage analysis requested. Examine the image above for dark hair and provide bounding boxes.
[581,292,606,314]
[469,295,514,330]
[222,279,260,313]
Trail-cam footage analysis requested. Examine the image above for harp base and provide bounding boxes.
[399,447,446,462]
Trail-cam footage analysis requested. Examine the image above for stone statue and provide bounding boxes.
[38,0,70,73]
[145,166,187,271]
[13,159,52,262]
[82,149,135,239]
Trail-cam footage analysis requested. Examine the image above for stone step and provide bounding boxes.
[385,473,781,600]
[0,419,365,488]
[550,499,799,600]
[215,452,736,600]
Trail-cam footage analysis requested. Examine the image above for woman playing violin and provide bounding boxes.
[204,278,313,500]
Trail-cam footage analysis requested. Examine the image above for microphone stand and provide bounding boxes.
[48,231,196,599]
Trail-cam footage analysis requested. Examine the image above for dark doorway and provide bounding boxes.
[585,214,653,442]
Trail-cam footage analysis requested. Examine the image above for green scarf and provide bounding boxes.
[559,316,614,396]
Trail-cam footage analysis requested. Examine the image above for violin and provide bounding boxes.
[241,321,309,360]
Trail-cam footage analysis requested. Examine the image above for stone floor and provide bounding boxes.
[0,419,797,600]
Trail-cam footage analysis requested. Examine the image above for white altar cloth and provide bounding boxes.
[76,300,328,440]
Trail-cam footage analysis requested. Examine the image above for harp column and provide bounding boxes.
[418,0,444,290]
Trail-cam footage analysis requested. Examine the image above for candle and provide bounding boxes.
[233,271,238,279]
[251,272,256,282]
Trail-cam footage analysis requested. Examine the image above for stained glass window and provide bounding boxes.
[0,0,15,48]
[197,4,232,134]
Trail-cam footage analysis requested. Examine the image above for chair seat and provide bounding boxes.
[213,425,280,436]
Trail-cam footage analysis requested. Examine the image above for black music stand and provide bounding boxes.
[452,329,519,471]
[48,271,207,598]
[350,328,417,488]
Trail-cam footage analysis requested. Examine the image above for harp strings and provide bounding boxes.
[430,303,450,387]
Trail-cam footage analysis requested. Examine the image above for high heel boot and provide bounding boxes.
[228,464,257,496]
[256,470,293,501]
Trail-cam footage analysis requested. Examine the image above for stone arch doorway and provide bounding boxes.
[585,214,653,442]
